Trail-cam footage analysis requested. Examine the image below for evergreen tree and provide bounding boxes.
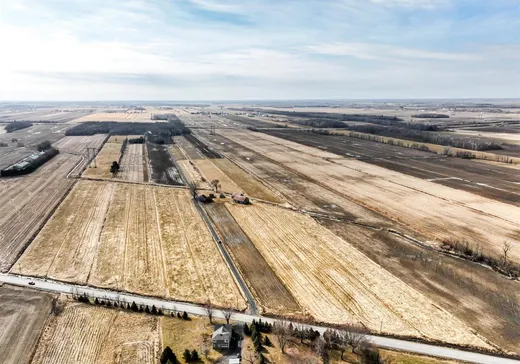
[161,346,175,364]
[264,335,272,347]
[243,323,251,336]
[191,350,199,361]
[182,311,188,320]
[94,298,100,305]
[145,306,151,314]
[177,312,182,319]
[183,349,192,362]
[151,305,158,315]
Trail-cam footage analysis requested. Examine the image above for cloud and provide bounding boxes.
[0,0,519,100]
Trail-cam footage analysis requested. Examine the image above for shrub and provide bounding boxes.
[183,349,191,362]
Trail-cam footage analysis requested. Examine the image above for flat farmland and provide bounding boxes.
[0,146,33,170]
[0,124,69,147]
[193,158,241,192]
[32,304,159,364]
[118,144,147,182]
[0,109,92,123]
[147,143,183,185]
[12,181,245,308]
[222,130,520,264]
[52,135,107,155]
[69,111,158,123]
[265,130,520,206]
[0,286,54,364]
[178,159,210,189]
[175,135,207,159]
[227,203,491,349]
[0,154,79,271]
[205,203,301,315]
[82,141,122,179]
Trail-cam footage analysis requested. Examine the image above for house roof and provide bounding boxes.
[212,324,232,340]
[232,193,248,202]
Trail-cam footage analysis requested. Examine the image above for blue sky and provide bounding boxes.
[0,0,519,100]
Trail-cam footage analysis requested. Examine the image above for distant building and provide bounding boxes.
[232,193,250,205]
[212,324,232,349]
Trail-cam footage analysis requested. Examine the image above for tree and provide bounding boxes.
[37,140,52,152]
[339,323,367,354]
[145,306,151,314]
[183,349,192,362]
[177,312,182,319]
[110,161,120,175]
[151,305,158,315]
[187,181,197,198]
[204,301,214,324]
[243,323,251,336]
[210,179,221,193]
[315,337,329,364]
[503,241,513,268]
[94,298,100,305]
[222,308,233,324]
[161,346,176,364]
[263,335,272,347]
[182,311,189,320]
[191,350,199,361]
[273,321,291,354]
[131,302,138,311]
[201,333,211,359]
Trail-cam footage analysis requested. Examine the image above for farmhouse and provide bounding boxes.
[232,193,250,205]
[212,324,232,349]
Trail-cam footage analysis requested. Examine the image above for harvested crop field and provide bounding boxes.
[32,304,159,364]
[70,111,157,123]
[12,181,245,308]
[52,135,107,155]
[147,143,183,185]
[178,159,210,189]
[0,286,54,364]
[222,130,520,264]
[205,203,301,315]
[0,154,79,271]
[82,141,121,179]
[118,143,147,182]
[193,158,240,192]
[0,124,69,147]
[175,135,207,159]
[265,130,520,206]
[227,203,491,349]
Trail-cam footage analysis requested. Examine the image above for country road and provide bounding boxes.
[1,273,517,364]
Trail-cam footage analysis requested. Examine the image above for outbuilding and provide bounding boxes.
[232,193,250,205]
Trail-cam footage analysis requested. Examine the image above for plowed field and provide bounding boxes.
[52,135,107,155]
[0,154,79,271]
[227,203,492,349]
[118,144,146,182]
[12,181,245,308]
[0,286,54,364]
[222,130,520,264]
[32,305,159,364]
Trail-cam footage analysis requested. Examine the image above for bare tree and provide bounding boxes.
[221,308,233,324]
[338,323,367,355]
[210,179,221,193]
[273,321,291,354]
[314,337,329,364]
[294,323,306,344]
[503,241,513,267]
[204,301,214,324]
[201,333,211,359]
[242,351,258,364]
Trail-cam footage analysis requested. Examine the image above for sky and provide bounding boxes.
[0,0,519,101]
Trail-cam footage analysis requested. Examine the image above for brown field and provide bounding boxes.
[12,181,245,308]
[178,159,210,189]
[0,154,79,271]
[227,203,491,349]
[193,158,241,193]
[323,220,520,353]
[0,286,54,364]
[0,124,69,147]
[205,203,301,315]
[52,135,107,155]
[175,135,207,159]
[211,158,282,203]
[70,112,161,123]
[82,141,121,179]
[118,144,147,182]
[168,144,186,160]
[32,304,159,364]
[221,130,520,264]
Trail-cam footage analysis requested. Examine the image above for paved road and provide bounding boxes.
[1,273,517,364]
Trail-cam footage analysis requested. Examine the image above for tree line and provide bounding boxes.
[5,121,33,132]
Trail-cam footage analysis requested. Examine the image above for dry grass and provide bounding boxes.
[12,181,245,308]
[82,142,121,179]
[222,130,520,264]
[70,112,161,123]
[211,158,282,203]
[178,159,210,189]
[52,135,107,155]
[161,316,223,363]
[193,159,241,193]
[227,203,492,349]
[32,304,159,364]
